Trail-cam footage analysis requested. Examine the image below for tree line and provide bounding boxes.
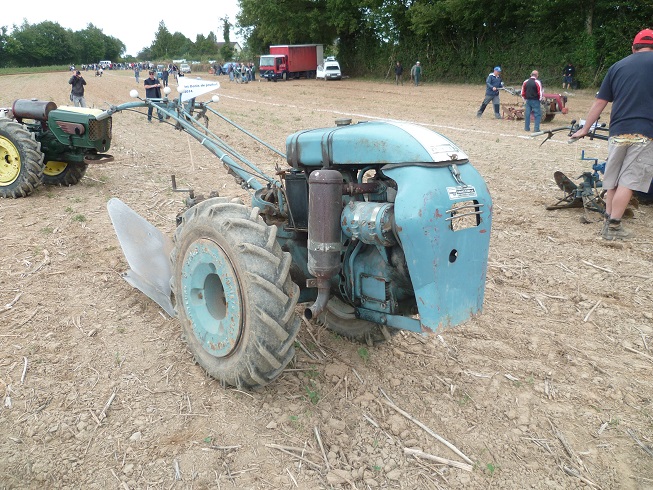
[0,20,233,68]
[0,22,125,67]
[237,0,653,87]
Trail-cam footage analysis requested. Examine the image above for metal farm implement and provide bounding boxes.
[499,86,569,123]
[532,120,652,220]
[4,79,493,389]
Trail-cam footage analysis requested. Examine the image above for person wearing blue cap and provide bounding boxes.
[477,66,504,119]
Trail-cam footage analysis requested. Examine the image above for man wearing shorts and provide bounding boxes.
[571,28,653,240]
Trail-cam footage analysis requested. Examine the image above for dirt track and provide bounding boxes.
[1,70,652,489]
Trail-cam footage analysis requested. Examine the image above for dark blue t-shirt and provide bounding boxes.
[597,51,653,138]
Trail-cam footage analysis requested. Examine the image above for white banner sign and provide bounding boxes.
[177,78,220,102]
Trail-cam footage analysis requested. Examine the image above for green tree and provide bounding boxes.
[11,21,75,66]
[151,21,174,60]
[220,16,235,61]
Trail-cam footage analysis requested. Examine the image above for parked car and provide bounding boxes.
[316,57,342,80]
[180,63,191,74]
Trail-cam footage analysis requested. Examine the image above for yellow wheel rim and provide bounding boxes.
[44,160,68,177]
[0,135,21,186]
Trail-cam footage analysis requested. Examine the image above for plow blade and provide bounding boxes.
[107,198,176,317]
[546,171,583,210]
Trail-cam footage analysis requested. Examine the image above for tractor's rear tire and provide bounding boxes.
[0,118,44,198]
[42,161,87,186]
[318,296,395,345]
[170,199,301,389]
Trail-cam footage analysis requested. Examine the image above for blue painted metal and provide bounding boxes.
[286,120,468,167]
[180,238,242,357]
[382,163,492,331]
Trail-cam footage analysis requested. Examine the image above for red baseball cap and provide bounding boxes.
[633,29,653,45]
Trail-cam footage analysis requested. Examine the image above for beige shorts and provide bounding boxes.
[604,140,653,193]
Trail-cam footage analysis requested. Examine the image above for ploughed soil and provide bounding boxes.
[1,69,652,490]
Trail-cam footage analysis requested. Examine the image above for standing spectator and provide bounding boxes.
[477,66,504,119]
[410,61,422,86]
[249,62,256,81]
[571,29,653,240]
[134,65,140,84]
[394,61,403,85]
[68,70,87,107]
[143,71,163,123]
[228,63,234,82]
[562,62,575,89]
[521,70,544,133]
[161,66,169,87]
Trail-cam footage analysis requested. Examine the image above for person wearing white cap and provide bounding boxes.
[410,61,422,86]
[571,28,653,240]
[477,66,504,119]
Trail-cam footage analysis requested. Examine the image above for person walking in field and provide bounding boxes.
[394,61,403,85]
[477,66,504,119]
[571,29,653,240]
[410,61,422,86]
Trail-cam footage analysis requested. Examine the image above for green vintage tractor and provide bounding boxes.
[0,99,114,198]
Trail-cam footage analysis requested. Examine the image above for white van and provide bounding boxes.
[99,60,112,69]
[316,57,341,80]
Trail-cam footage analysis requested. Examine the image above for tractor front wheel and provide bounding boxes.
[0,118,44,198]
[42,161,87,186]
[171,199,301,389]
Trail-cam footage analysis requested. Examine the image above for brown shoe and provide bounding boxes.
[602,219,631,240]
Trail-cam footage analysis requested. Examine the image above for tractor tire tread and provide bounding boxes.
[170,199,300,389]
[0,118,44,198]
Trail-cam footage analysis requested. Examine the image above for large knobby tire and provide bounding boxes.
[318,296,395,346]
[170,199,301,389]
[542,101,555,123]
[0,118,44,198]
[42,160,88,186]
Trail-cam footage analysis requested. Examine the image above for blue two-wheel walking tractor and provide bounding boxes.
[97,80,493,389]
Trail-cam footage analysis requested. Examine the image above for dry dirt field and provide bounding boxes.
[1,69,652,490]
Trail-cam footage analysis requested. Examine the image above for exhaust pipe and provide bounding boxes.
[304,169,343,320]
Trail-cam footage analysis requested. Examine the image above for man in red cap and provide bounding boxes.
[571,29,653,240]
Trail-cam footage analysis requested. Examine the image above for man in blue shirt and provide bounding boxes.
[477,66,504,119]
[571,29,653,240]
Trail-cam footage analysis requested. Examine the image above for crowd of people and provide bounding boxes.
[212,62,257,83]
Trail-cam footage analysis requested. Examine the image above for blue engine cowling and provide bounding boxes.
[282,120,492,333]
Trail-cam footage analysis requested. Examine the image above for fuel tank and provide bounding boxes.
[286,120,468,168]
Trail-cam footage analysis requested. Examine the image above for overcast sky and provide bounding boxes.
[3,1,242,57]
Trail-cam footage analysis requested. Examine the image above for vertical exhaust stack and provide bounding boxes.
[305,169,343,320]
